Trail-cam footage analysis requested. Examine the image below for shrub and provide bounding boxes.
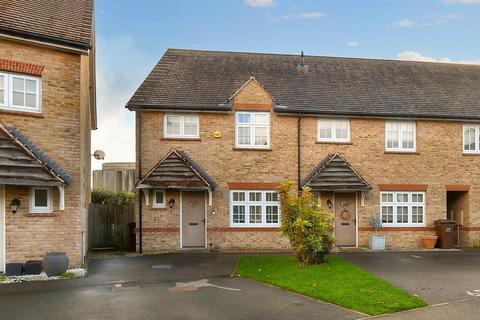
[91,189,135,205]
[278,180,335,265]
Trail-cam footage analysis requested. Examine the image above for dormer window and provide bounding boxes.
[0,72,41,113]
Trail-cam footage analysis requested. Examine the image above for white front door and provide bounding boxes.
[0,185,4,273]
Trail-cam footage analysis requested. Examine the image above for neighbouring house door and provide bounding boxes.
[182,191,205,247]
[334,193,357,247]
[0,185,4,272]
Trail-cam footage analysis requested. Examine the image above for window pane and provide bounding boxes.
[254,113,268,124]
[266,192,278,202]
[254,127,268,146]
[318,120,332,139]
[13,92,24,106]
[464,126,476,151]
[412,206,423,223]
[266,206,279,223]
[238,127,251,145]
[13,77,24,92]
[183,116,198,136]
[0,76,3,90]
[26,93,36,108]
[25,79,36,93]
[397,206,409,223]
[401,123,414,149]
[381,206,393,223]
[233,192,245,202]
[397,193,408,202]
[335,121,349,139]
[237,113,251,124]
[249,206,262,223]
[249,192,261,201]
[0,76,3,104]
[233,205,245,223]
[155,191,164,204]
[34,189,48,207]
[382,193,393,203]
[166,116,181,135]
[386,122,398,149]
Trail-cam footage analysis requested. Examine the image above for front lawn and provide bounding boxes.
[235,255,426,316]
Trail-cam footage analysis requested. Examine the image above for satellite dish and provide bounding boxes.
[93,150,105,160]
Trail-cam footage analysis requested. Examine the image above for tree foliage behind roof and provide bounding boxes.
[91,189,135,205]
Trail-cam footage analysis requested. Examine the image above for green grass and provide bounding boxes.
[235,255,426,316]
[0,274,5,282]
[59,272,76,279]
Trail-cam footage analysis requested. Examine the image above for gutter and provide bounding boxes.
[125,104,232,112]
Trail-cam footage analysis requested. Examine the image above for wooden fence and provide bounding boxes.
[88,204,135,251]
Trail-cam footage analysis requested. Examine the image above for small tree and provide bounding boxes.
[278,180,335,265]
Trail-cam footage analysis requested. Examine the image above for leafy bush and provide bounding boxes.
[91,189,135,205]
[278,180,335,265]
[59,272,76,279]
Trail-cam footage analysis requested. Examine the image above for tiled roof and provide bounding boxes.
[0,123,72,186]
[127,49,480,120]
[0,0,93,49]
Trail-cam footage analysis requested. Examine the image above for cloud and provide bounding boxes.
[393,14,461,28]
[272,11,327,21]
[397,51,480,64]
[92,35,155,170]
[346,41,360,47]
[244,0,274,7]
[444,0,480,4]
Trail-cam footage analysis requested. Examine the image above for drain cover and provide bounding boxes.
[152,264,173,269]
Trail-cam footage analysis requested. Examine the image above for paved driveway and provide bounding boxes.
[341,251,480,305]
[0,253,363,320]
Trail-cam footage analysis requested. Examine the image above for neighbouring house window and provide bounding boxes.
[317,119,350,142]
[235,112,270,148]
[385,121,416,152]
[380,191,425,226]
[0,72,41,112]
[463,124,480,153]
[29,187,52,213]
[230,190,280,227]
[164,114,199,138]
[152,190,166,208]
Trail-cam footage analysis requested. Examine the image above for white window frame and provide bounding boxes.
[229,190,280,227]
[385,121,416,152]
[0,72,7,107]
[380,191,425,227]
[235,112,270,149]
[317,119,350,142]
[463,124,480,154]
[163,114,199,139]
[1,73,42,113]
[152,190,166,208]
[29,187,53,213]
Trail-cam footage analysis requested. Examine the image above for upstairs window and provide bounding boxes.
[463,124,480,153]
[235,112,270,148]
[230,190,280,227]
[164,114,199,138]
[385,121,416,152]
[317,119,350,142]
[0,72,41,113]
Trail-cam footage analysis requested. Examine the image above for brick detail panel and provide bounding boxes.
[233,103,271,111]
[208,227,280,232]
[446,185,470,191]
[359,226,435,231]
[378,184,428,191]
[227,182,280,190]
[0,58,44,76]
[137,227,180,233]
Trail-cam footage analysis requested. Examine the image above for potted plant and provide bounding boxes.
[368,215,385,250]
[42,252,69,277]
[420,234,437,249]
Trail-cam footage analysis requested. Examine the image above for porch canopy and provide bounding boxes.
[302,153,371,193]
[137,149,217,204]
[0,123,71,187]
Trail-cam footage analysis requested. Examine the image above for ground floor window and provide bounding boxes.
[380,191,425,226]
[29,187,52,213]
[152,190,166,208]
[230,190,280,227]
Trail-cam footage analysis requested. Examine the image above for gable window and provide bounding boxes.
[317,119,350,142]
[235,112,270,148]
[463,124,480,153]
[380,191,425,226]
[29,187,52,213]
[164,114,199,138]
[385,121,416,152]
[152,190,166,208]
[230,190,280,227]
[0,72,41,113]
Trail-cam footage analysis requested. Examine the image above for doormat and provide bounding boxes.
[152,264,173,269]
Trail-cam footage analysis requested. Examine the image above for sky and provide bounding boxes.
[91,0,480,170]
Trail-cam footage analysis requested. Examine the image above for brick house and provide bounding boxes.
[0,0,96,271]
[126,49,480,252]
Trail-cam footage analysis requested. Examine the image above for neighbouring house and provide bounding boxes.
[126,48,480,252]
[93,162,136,192]
[0,0,96,271]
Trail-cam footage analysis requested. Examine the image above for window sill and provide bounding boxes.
[384,151,420,155]
[0,108,43,118]
[25,212,58,217]
[316,141,352,145]
[161,137,201,141]
[233,148,272,151]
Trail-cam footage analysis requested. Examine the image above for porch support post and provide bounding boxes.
[58,186,65,211]
[142,189,149,206]
[360,191,366,207]
[207,189,213,206]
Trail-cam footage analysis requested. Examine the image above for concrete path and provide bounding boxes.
[0,253,363,320]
